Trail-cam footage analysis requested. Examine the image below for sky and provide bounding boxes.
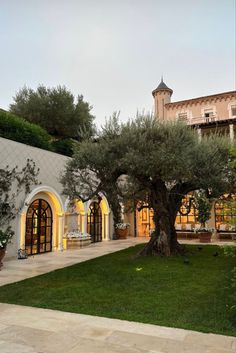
[0,0,235,127]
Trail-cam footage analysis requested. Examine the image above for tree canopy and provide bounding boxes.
[10,85,95,139]
[62,114,233,256]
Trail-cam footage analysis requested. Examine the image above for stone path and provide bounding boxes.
[0,303,235,353]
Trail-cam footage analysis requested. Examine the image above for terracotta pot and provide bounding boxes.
[115,228,128,239]
[0,248,6,270]
[198,232,212,243]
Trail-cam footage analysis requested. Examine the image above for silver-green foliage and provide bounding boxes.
[62,114,233,254]
[0,160,39,248]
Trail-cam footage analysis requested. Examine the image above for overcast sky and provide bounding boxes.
[0,0,235,126]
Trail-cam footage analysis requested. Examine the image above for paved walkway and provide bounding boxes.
[0,303,235,353]
[0,238,235,353]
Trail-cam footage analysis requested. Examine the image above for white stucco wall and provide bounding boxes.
[0,137,113,258]
[0,137,69,257]
[0,137,69,197]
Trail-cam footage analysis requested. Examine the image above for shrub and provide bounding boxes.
[51,138,78,157]
[0,110,52,150]
[195,190,212,229]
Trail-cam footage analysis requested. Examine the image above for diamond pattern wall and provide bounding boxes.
[0,137,69,199]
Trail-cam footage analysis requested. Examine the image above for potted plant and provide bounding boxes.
[0,227,14,270]
[115,223,130,239]
[195,191,213,243]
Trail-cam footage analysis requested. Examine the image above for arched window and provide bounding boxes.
[215,194,236,232]
[87,201,102,242]
[175,193,198,231]
[25,199,53,255]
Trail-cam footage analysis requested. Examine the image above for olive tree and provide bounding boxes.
[62,115,232,256]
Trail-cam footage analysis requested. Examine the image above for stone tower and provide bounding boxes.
[152,78,173,120]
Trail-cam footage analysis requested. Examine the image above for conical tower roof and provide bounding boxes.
[152,78,173,96]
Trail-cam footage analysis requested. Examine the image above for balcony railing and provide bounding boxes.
[189,115,217,125]
[175,115,236,125]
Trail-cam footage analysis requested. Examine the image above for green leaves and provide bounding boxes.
[10,85,95,140]
[0,110,51,150]
[0,161,39,235]
[195,191,212,228]
[62,114,232,236]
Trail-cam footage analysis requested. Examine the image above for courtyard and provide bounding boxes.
[1,240,236,325]
[0,1,235,352]
[0,239,236,352]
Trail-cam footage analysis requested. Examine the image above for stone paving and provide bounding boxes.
[0,303,235,353]
[0,237,235,353]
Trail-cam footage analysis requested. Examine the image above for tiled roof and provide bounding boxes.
[152,79,173,96]
[165,91,236,108]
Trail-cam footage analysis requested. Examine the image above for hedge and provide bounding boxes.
[0,110,52,150]
[51,138,79,157]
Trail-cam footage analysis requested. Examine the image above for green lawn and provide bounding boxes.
[0,244,235,336]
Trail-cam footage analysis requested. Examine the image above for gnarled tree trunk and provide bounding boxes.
[138,185,186,257]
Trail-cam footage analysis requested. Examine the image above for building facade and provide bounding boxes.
[1,80,236,259]
[0,137,113,259]
[152,79,236,139]
[126,80,236,239]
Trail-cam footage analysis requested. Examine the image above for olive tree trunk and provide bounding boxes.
[138,186,185,256]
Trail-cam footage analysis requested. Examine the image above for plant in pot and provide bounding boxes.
[115,223,130,239]
[195,190,213,243]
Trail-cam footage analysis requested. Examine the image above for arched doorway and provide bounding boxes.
[87,201,102,242]
[25,199,53,255]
